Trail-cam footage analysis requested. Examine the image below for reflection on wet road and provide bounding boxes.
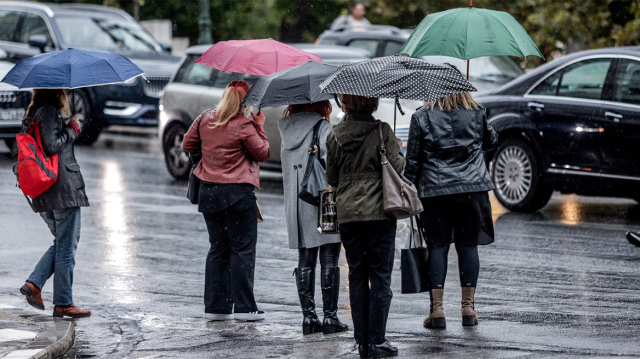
[1,132,640,358]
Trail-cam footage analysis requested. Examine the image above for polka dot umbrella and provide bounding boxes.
[319,55,476,131]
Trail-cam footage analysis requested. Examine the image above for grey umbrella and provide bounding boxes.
[319,55,477,131]
[241,61,349,110]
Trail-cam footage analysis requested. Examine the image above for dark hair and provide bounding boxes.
[24,89,70,121]
[283,100,332,119]
[349,1,364,8]
[339,94,378,114]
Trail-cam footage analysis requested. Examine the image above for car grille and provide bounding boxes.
[0,90,31,109]
[142,76,170,97]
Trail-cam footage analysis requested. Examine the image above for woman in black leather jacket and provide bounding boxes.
[404,91,498,330]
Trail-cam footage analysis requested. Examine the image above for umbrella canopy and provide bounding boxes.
[241,61,348,109]
[2,49,144,89]
[319,55,476,103]
[400,7,543,60]
[196,39,322,77]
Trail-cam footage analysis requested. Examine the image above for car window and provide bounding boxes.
[612,59,640,106]
[557,59,612,100]
[173,55,215,86]
[347,39,378,57]
[530,71,562,96]
[18,13,53,47]
[211,71,258,89]
[0,10,21,42]
[383,41,404,57]
[54,16,161,52]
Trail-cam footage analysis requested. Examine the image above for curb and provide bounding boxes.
[30,320,75,359]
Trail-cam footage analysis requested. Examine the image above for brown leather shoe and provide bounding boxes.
[20,281,44,310]
[53,304,91,318]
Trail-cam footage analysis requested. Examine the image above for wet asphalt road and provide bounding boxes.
[1,131,640,358]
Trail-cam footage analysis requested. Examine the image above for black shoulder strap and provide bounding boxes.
[300,120,326,187]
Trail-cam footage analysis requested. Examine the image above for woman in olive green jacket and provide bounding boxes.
[325,94,404,359]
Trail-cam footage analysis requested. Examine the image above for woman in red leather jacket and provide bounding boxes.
[183,80,270,322]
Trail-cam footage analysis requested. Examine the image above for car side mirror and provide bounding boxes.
[28,35,47,53]
[159,43,172,53]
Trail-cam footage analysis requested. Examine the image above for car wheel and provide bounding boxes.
[491,139,553,212]
[69,90,101,145]
[4,138,15,150]
[163,124,191,180]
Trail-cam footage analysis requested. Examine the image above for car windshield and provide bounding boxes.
[421,55,524,81]
[54,16,161,53]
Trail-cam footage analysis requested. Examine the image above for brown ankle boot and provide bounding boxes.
[20,281,44,310]
[424,288,446,329]
[53,304,91,318]
[461,286,478,326]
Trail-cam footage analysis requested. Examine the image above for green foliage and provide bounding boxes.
[31,0,640,66]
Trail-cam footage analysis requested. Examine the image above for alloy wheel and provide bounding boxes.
[493,145,533,205]
[167,126,190,175]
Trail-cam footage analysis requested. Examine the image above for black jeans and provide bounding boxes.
[428,244,479,289]
[298,243,342,268]
[339,220,396,345]
[203,194,259,314]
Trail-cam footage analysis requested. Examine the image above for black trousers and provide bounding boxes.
[298,243,342,268]
[339,220,396,345]
[428,243,479,289]
[202,195,258,314]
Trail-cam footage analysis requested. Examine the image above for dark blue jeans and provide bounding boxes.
[28,207,81,306]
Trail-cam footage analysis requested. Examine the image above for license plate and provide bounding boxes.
[0,108,25,121]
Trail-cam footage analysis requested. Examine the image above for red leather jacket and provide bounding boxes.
[182,111,270,188]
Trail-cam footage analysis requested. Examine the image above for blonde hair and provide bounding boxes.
[209,80,250,128]
[425,92,480,111]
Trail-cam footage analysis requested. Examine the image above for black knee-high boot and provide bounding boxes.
[320,267,349,334]
[295,267,323,335]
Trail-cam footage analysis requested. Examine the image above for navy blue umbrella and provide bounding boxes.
[1,49,144,89]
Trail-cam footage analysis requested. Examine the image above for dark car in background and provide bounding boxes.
[0,1,181,144]
[316,25,525,93]
[0,51,31,149]
[478,47,640,211]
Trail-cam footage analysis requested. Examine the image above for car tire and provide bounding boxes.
[4,138,15,151]
[69,90,101,145]
[163,123,191,180]
[491,139,553,212]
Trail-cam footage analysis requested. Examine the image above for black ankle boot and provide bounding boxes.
[358,344,369,358]
[295,267,322,335]
[321,267,349,334]
[368,340,398,358]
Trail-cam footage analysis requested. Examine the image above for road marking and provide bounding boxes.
[0,328,37,342]
[2,349,42,358]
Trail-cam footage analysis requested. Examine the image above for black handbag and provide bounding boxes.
[298,120,329,206]
[401,216,430,294]
[186,110,212,205]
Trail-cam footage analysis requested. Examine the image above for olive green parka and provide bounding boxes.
[326,112,405,224]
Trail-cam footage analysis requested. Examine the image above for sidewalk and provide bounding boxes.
[0,296,74,359]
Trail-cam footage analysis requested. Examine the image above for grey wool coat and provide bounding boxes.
[278,112,341,249]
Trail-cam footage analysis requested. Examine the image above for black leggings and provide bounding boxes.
[298,242,341,268]
[428,244,479,289]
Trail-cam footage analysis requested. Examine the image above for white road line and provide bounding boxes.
[0,329,37,342]
[2,349,42,358]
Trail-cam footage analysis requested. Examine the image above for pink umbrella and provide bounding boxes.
[196,39,322,77]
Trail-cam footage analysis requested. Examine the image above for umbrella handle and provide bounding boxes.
[395,97,405,116]
[334,94,342,108]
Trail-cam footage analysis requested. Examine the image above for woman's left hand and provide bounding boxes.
[251,111,266,126]
[396,138,403,149]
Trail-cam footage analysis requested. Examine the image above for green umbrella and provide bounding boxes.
[400,2,543,79]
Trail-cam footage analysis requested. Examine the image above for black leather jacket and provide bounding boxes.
[13,104,89,212]
[404,106,498,198]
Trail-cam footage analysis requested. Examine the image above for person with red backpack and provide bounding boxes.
[12,89,91,318]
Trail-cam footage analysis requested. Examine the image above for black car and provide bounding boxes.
[478,46,640,211]
[0,1,181,144]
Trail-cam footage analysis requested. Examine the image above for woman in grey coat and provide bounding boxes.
[278,100,348,335]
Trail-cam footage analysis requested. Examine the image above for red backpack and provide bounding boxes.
[15,119,58,198]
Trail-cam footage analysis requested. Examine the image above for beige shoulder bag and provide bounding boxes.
[379,122,424,219]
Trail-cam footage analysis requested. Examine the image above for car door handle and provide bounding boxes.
[604,111,623,122]
[527,102,544,112]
